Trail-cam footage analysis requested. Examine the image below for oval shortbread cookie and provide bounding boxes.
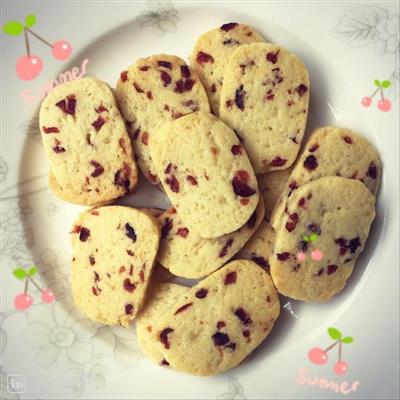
[39,77,138,205]
[189,23,264,115]
[153,260,280,375]
[115,54,210,184]
[150,111,259,238]
[220,42,310,174]
[70,206,160,327]
[270,126,381,230]
[258,168,292,220]
[234,219,275,271]
[137,282,188,365]
[270,177,375,302]
[156,198,265,279]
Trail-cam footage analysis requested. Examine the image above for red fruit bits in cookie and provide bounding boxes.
[270,157,287,167]
[125,223,137,242]
[296,84,308,97]
[234,307,253,325]
[266,50,279,64]
[212,332,230,346]
[327,265,338,275]
[176,227,189,238]
[220,22,238,31]
[186,175,198,186]
[160,70,172,86]
[232,171,256,197]
[123,278,136,293]
[224,271,237,285]
[235,85,246,111]
[79,227,90,242]
[219,238,234,257]
[120,71,128,81]
[90,160,104,177]
[196,51,214,65]
[43,126,59,134]
[158,60,172,69]
[367,162,377,179]
[277,252,290,261]
[160,327,174,349]
[303,155,318,170]
[125,304,134,315]
[231,145,242,155]
[195,288,208,299]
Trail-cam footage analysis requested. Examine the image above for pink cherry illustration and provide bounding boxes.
[41,288,55,303]
[308,347,328,365]
[361,96,372,107]
[52,40,73,60]
[377,98,391,112]
[311,249,324,261]
[334,360,348,375]
[14,293,33,310]
[16,55,43,80]
[297,251,306,262]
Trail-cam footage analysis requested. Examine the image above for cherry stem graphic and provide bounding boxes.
[24,28,31,57]
[339,340,342,362]
[25,27,53,48]
[370,87,380,98]
[324,340,340,353]
[24,277,29,295]
[380,88,384,100]
[28,277,43,291]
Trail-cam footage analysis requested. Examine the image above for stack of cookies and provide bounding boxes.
[39,22,380,376]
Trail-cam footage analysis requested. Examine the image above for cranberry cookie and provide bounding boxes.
[115,55,209,184]
[220,42,310,174]
[70,206,160,327]
[40,77,137,205]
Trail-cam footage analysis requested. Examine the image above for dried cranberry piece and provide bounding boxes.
[266,50,279,64]
[186,175,198,186]
[285,213,299,232]
[289,181,298,190]
[160,70,172,86]
[160,328,174,349]
[277,252,290,261]
[94,271,100,283]
[185,79,195,91]
[146,91,153,100]
[195,288,208,299]
[180,65,191,78]
[92,116,105,131]
[174,303,193,315]
[133,82,144,93]
[42,126,59,134]
[55,99,67,113]
[90,160,104,177]
[234,307,253,326]
[367,162,377,179]
[335,238,347,247]
[216,321,226,329]
[89,256,95,265]
[211,83,217,93]
[296,84,308,97]
[231,145,242,155]
[219,238,234,257]
[79,227,90,242]
[298,197,306,208]
[231,171,256,197]
[307,223,321,235]
[158,60,172,69]
[139,65,150,71]
[114,169,130,190]
[327,265,338,275]
[224,271,237,285]
[270,157,287,167]
[125,223,137,242]
[165,175,180,193]
[174,79,185,93]
[220,22,238,31]
[66,95,76,115]
[235,85,246,111]
[96,105,108,113]
[196,51,214,65]
[303,155,318,170]
[160,359,169,366]
[176,227,189,238]
[123,278,136,293]
[343,136,353,144]
[212,332,230,346]
[251,256,269,269]
[120,71,128,81]
[223,38,240,46]
[246,211,257,229]
[127,250,134,256]
[161,218,173,239]
[53,140,66,153]
[309,143,319,152]
[141,132,149,145]
[348,237,361,253]
[243,329,251,338]
[92,287,98,296]
[125,304,134,315]
[265,93,275,101]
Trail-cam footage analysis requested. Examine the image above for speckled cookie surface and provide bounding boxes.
[136,282,187,365]
[270,126,381,229]
[150,111,259,238]
[270,177,375,302]
[40,77,138,206]
[220,42,310,174]
[258,168,292,220]
[70,206,160,327]
[156,198,264,279]
[189,23,264,115]
[234,219,275,271]
[115,54,210,184]
[152,260,280,376]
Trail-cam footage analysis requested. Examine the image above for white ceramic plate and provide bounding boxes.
[1,1,399,399]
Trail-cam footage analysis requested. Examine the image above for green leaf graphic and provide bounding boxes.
[2,21,24,35]
[309,233,318,242]
[328,327,342,340]
[13,267,27,280]
[374,79,381,87]
[342,336,354,344]
[27,266,37,276]
[302,235,309,242]
[381,80,391,88]
[25,14,36,28]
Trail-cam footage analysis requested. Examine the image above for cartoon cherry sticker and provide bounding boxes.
[361,79,392,112]
[2,14,72,81]
[308,327,353,375]
[12,266,56,310]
